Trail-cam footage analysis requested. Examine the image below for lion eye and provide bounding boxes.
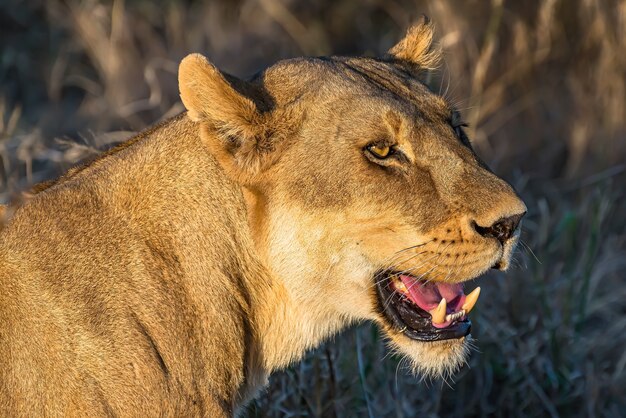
[368,144,392,159]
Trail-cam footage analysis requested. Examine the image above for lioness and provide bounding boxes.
[0,20,526,416]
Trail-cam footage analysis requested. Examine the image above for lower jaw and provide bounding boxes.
[376,274,472,342]
[399,319,471,342]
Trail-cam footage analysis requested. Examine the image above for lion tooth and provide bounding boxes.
[461,287,481,314]
[445,310,465,322]
[394,279,408,294]
[430,298,447,324]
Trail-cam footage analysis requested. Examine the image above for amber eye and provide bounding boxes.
[367,144,392,159]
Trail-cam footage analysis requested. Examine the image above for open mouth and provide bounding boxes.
[375,272,481,342]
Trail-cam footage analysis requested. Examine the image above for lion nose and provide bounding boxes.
[473,212,525,244]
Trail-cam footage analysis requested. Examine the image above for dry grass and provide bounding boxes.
[1,0,625,416]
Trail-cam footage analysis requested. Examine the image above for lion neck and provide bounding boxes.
[237,187,349,399]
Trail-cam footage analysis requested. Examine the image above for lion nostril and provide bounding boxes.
[473,212,525,244]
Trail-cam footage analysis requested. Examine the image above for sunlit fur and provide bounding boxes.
[387,331,472,379]
[0,20,525,416]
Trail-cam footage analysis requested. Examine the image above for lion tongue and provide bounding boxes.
[437,282,466,308]
[399,275,465,313]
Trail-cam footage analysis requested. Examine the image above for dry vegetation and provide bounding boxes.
[1,0,625,416]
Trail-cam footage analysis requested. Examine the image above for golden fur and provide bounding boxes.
[0,20,525,416]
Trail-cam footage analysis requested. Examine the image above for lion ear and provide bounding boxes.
[387,16,441,69]
[179,53,273,185]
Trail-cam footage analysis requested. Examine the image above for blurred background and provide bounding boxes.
[1,0,625,416]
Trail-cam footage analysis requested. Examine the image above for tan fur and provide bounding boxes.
[0,21,525,416]
[388,16,442,69]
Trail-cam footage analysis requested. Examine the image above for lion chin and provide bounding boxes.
[388,331,471,379]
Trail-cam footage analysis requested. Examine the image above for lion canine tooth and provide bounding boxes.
[394,279,408,294]
[430,298,447,324]
[461,287,481,314]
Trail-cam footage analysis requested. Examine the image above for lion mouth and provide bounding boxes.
[375,272,481,341]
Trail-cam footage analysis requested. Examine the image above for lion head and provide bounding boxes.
[178,18,526,378]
